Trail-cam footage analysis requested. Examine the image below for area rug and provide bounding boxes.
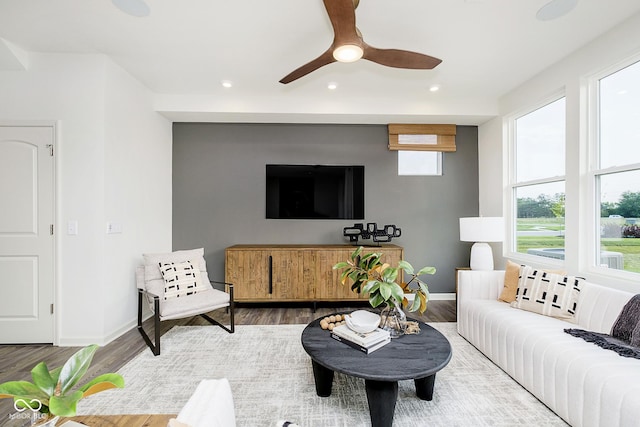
[78,323,567,426]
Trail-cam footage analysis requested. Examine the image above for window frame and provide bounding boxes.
[586,54,640,278]
[505,92,567,265]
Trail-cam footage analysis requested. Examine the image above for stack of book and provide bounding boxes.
[330,324,391,354]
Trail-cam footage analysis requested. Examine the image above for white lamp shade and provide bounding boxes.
[459,217,504,243]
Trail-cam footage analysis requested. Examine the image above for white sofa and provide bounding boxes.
[457,270,640,427]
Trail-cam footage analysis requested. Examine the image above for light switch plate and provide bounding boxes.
[67,220,78,235]
[106,221,123,234]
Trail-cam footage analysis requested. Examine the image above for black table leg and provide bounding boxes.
[414,374,436,400]
[365,380,398,427]
[311,360,334,397]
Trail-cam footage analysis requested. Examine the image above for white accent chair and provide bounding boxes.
[136,248,234,356]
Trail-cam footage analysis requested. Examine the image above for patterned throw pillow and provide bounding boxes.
[159,260,208,300]
[512,265,583,321]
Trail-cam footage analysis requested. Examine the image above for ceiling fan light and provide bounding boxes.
[333,44,364,63]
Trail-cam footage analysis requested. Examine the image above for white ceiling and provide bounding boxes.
[1,0,640,125]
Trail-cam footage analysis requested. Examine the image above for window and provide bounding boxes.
[398,151,442,176]
[509,97,566,259]
[593,59,640,274]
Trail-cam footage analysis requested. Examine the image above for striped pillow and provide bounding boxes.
[159,260,208,300]
[512,265,583,321]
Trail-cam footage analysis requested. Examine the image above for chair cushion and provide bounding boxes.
[143,248,211,299]
[160,288,230,320]
[160,260,209,300]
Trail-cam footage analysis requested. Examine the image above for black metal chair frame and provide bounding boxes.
[137,281,235,356]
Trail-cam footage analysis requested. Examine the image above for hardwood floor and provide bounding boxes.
[0,301,455,425]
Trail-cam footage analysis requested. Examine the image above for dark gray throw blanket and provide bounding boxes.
[565,294,640,359]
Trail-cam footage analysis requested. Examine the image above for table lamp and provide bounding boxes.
[459,217,504,270]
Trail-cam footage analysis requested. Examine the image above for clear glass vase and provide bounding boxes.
[380,303,406,338]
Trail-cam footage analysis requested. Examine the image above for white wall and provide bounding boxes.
[103,59,172,342]
[477,12,640,291]
[0,53,172,345]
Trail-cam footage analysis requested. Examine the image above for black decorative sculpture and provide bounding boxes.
[343,223,401,245]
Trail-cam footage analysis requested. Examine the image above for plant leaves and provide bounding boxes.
[49,367,62,386]
[0,381,48,401]
[57,345,98,395]
[369,292,385,308]
[390,283,405,304]
[31,362,56,396]
[332,262,351,270]
[0,382,50,412]
[49,390,83,417]
[410,294,421,312]
[381,266,398,282]
[362,280,380,295]
[398,260,414,274]
[79,374,124,398]
[379,282,392,301]
[350,246,363,261]
[417,266,436,276]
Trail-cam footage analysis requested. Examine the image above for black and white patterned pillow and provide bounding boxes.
[159,260,207,300]
[512,265,583,321]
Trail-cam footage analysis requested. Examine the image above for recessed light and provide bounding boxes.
[112,0,150,17]
[429,85,440,92]
[221,80,233,88]
[536,0,578,21]
[328,82,338,90]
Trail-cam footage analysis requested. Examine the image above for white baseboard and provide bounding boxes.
[429,293,456,301]
[57,318,138,347]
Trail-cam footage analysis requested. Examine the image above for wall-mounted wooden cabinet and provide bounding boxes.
[225,244,404,303]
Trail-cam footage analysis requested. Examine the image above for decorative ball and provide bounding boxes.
[319,314,346,331]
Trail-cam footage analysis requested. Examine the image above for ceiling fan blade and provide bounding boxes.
[363,44,442,69]
[279,49,336,84]
[323,0,359,44]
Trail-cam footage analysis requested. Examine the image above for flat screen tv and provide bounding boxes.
[266,164,364,219]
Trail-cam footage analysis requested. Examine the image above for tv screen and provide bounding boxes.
[266,164,364,219]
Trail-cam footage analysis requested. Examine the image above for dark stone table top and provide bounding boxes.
[301,313,452,382]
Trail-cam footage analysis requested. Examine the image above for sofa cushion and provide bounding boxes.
[611,294,640,343]
[512,265,583,321]
[498,260,521,302]
[498,260,566,303]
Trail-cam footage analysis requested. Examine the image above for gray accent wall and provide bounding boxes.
[172,123,479,294]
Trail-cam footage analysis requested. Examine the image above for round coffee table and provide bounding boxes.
[301,314,452,427]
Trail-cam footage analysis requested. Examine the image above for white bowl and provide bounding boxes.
[345,310,381,333]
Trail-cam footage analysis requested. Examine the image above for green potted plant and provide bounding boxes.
[333,246,435,336]
[0,344,124,426]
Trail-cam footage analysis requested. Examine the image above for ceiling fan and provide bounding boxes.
[279,0,442,84]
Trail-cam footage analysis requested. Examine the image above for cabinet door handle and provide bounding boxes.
[268,255,273,294]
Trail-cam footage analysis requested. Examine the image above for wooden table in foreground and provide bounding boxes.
[62,414,175,426]
[301,314,452,427]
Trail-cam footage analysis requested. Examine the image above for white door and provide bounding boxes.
[0,125,55,343]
